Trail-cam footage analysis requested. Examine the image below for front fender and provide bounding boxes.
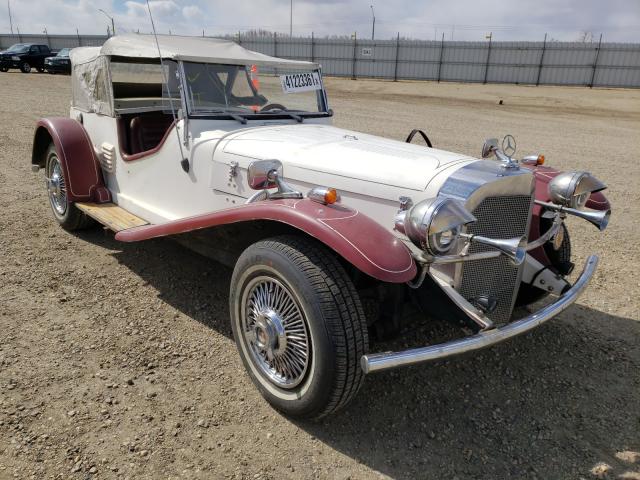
[115,198,417,284]
[32,117,110,203]
[528,165,610,264]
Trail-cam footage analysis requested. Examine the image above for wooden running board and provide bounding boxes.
[76,202,149,232]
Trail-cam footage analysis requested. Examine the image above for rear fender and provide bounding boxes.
[32,117,111,203]
[529,165,610,264]
[115,198,417,284]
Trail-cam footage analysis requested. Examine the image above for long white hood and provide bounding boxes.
[216,124,475,193]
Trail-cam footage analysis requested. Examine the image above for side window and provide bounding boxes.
[29,46,38,54]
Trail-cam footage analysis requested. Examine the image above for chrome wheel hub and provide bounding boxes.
[242,277,310,389]
[47,157,67,215]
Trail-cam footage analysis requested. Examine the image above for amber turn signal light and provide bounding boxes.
[522,154,545,166]
[308,186,340,205]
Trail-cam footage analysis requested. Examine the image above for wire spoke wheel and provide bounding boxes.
[46,155,67,216]
[241,276,311,389]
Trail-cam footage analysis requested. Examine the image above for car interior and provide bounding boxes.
[111,60,178,157]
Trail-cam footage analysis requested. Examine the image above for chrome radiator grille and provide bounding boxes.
[458,195,533,324]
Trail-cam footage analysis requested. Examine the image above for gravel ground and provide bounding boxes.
[0,71,639,480]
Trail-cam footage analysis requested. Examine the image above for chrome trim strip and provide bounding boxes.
[362,255,598,374]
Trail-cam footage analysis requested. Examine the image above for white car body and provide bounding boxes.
[32,34,610,418]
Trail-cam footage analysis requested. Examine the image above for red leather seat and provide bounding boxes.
[129,114,173,154]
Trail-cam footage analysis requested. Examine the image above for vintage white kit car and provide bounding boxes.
[31,35,611,419]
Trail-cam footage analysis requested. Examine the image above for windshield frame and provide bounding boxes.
[177,61,331,121]
[57,48,71,57]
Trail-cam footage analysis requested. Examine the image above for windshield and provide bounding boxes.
[182,62,327,117]
[57,48,70,57]
[7,44,29,53]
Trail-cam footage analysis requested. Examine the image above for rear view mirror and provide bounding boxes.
[247,159,283,190]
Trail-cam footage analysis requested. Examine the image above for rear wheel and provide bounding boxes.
[20,62,31,73]
[44,144,94,231]
[230,235,369,420]
[0,67,8,73]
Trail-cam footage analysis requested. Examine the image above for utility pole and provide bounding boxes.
[7,0,14,35]
[370,5,375,40]
[483,32,492,84]
[98,9,115,36]
[290,0,293,37]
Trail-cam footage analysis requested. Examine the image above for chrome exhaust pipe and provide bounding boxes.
[462,234,527,266]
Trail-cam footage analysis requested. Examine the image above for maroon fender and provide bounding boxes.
[115,198,418,284]
[526,165,610,264]
[32,117,111,203]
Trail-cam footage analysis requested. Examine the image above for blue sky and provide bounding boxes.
[3,0,640,42]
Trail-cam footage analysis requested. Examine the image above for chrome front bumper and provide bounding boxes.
[361,255,598,374]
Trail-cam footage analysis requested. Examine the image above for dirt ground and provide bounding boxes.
[1,71,639,480]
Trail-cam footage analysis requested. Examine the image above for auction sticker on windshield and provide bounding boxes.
[280,72,322,94]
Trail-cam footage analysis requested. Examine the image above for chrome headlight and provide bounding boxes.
[11,56,20,61]
[548,171,606,209]
[395,197,476,255]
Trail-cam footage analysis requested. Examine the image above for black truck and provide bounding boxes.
[0,43,53,73]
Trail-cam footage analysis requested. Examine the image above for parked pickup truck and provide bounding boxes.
[0,43,52,73]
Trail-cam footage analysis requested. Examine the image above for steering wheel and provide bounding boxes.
[260,103,287,112]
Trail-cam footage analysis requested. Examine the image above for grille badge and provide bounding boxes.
[472,295,498,314]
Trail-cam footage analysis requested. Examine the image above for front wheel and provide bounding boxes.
[230,235,369,420]
[44,143,95,231]
[20,62,31,73]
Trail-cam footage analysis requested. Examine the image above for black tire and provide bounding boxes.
[36,67,45,73]
[20,62,31,73]
[230,235,369,420]
[0,67,8,73]
[44,143,95,231]
[517,223,571,306]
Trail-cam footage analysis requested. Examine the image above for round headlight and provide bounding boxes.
[548,171,606,209]
[397,197,476,256]
[428,225,462,255]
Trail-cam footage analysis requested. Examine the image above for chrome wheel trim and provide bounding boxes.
[241,275,311,389]
[47,155,67,216]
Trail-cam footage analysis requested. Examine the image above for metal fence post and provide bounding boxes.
[351,32,357,80]
[76,28,82,46]
[238,30,241,46]
[274,32,277,57]
[589,33,603,88]
[535,33,547,86]
[393,32,400,81]
[437,32,445,82]
[311,31,315,63]
[483,32,492,84]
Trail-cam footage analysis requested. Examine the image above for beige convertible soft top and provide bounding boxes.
[68,34,320,117]
[97,34,318,69]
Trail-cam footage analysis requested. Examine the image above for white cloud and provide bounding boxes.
[1,0,638,41]
[182,5,203,20]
